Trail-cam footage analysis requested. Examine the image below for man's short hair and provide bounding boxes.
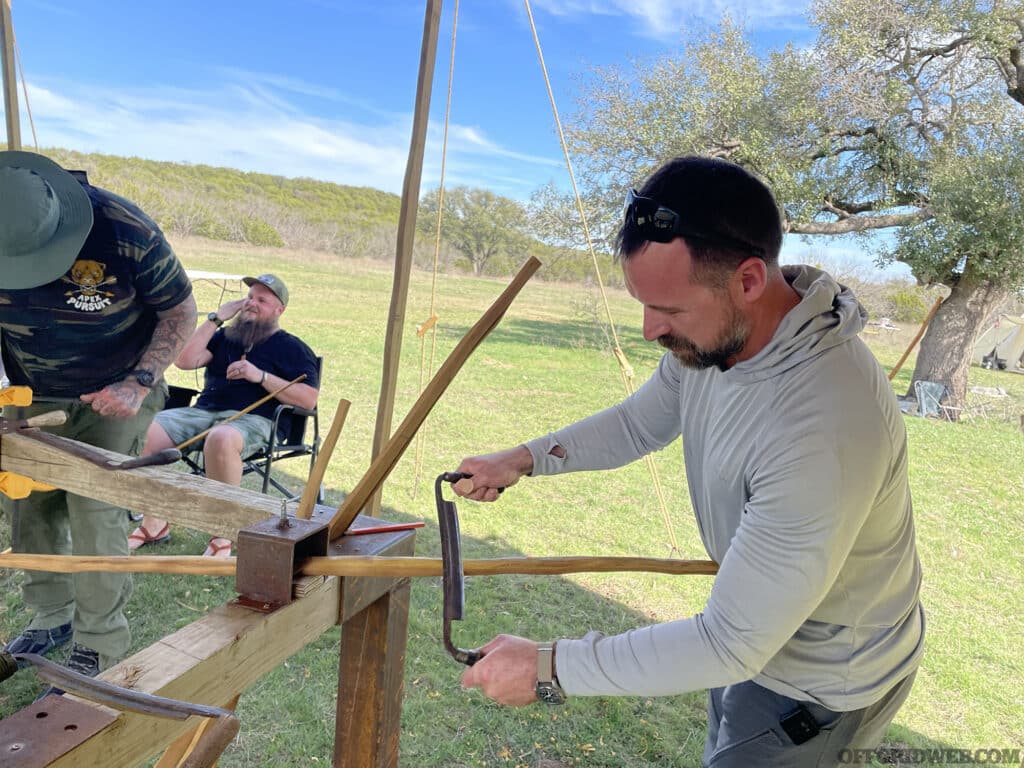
[616,156,784,283]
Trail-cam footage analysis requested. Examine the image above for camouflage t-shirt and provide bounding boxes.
[0,176,192,397]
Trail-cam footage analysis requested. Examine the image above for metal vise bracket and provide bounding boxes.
[235,510,329,610]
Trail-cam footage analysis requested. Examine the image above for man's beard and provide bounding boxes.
[658,305,749,371]
[223,315,278,350]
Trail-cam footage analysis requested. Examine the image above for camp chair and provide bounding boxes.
[913,380,961,421]
[165,359,323,503]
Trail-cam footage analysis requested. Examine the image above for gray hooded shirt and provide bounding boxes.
[525,265,924,710]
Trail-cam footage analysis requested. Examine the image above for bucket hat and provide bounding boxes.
[0,151,93,290]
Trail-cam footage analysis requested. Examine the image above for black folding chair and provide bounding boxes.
[164,357,322,502]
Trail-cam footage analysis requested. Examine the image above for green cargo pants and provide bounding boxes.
[2,385,165,669]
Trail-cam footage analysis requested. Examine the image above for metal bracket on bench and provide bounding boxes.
[235,502,329,611]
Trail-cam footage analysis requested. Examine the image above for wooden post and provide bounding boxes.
[369,0,443,517]
[0,0,20,150]
[333,525,416,768]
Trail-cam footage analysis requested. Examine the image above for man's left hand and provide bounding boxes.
[80,380,148,419]
[226,359,262,383]
[461,634,539,706]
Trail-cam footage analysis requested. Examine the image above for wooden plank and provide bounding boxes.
[46,576,342,768]
[334,525,416,624]
[0,431,279,539]
[11,528,418,766]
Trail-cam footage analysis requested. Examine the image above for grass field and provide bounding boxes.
[1,238,1022,767]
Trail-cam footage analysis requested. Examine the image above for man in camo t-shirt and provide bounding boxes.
[0,151,197,686]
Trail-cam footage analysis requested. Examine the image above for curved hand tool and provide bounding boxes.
[435,472,484,666]
[0,651,239,768]
[0,411,181,470]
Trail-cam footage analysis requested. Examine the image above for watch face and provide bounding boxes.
[207,312,221,324]
[133,370,155,387]
[535,683,566,705]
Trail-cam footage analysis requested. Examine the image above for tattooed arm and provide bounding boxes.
[81,293,199,419]
[134,293,199,381]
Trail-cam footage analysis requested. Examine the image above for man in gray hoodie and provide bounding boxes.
[456,156,924,767]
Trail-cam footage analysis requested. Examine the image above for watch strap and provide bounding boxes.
[537,642,556,682]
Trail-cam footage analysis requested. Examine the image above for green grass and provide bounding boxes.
[2,239,1022,766]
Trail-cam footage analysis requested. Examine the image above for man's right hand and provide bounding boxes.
[216,298,246,322]
[453,445,534,502]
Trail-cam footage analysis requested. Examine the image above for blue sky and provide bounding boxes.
[11,0,814,195]
[8,0,909,277]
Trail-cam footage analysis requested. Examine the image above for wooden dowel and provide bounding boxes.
[888,297,943,381]
[0,553,238,575]
[327,256,542,539]
[295,398,350,519]
[0,552,718,578]
[175,374,307,451]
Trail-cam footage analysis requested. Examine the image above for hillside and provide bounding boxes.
[26,147,955,321]
[44,147,403,256]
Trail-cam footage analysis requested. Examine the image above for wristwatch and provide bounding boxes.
[207,311,224,327]
[128,369,156,388]
[535,642,566,705]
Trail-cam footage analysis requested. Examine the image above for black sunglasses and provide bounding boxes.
[622,189,767,259]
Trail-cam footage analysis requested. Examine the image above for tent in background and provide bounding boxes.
[972,314,1024,372]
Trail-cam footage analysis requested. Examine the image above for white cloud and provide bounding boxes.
[525,0,809,40]
[19,74,559,200]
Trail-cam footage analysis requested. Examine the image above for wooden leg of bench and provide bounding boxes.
[333,580,412,768]
[154,693,241,768]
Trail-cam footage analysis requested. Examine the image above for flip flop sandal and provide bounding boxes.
[203,538,233,558]
[128,522,170,550]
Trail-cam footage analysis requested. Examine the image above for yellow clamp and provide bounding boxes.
[0,471,57,499]
[1,386,56,496]
[0,386,33,408]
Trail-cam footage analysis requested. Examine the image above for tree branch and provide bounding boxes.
[792,208,931,235]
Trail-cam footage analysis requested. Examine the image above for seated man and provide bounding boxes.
[129,273,319,557]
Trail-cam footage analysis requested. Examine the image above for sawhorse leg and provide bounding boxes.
[333,579,412,768]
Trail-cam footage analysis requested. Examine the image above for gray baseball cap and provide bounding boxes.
[243,273,289,307]
[0,151,94,290]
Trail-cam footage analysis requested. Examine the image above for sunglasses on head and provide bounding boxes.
[622,189,767,259]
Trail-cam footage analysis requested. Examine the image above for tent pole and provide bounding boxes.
[0,0,21,150]
[369,0,443,517]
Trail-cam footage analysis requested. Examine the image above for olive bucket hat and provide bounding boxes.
[0,151,93,290]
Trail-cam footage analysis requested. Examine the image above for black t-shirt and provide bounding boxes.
[195,329,319,426]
